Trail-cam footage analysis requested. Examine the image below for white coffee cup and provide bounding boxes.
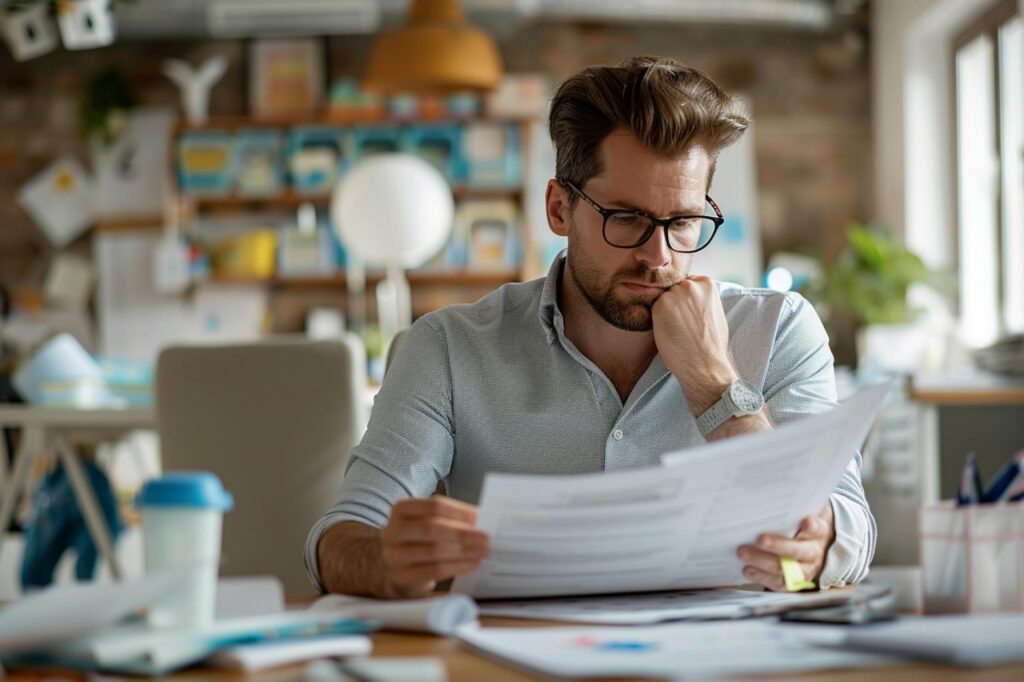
[136,472,233,629]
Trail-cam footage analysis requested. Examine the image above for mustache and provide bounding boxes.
[615,266,679,289]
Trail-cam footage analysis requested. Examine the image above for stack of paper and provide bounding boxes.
[0,573,376,676]
[454,383,890,599]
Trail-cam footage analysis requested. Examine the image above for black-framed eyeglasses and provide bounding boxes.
[559,179,725,254]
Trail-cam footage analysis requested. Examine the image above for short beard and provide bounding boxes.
[566,249,676,332]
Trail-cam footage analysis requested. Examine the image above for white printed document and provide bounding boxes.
[452,382,889,600]
[456,620,905,679]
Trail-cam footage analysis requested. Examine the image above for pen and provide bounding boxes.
[983,451,1024,503]
[956,453,982,506]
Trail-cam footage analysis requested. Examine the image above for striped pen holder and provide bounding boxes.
[919,501,1024,614]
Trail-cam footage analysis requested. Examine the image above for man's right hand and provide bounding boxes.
[379,496,491,598]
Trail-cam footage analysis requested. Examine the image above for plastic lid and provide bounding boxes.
[136,472,234,511]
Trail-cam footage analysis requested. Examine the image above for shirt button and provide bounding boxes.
[612,429,624,441]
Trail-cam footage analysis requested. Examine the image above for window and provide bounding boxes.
[954,0,1023,347]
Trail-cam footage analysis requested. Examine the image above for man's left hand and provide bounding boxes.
[651,275,737,414]
[736,502,836,591]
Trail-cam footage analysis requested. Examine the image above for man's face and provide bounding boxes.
[564,131,713,331]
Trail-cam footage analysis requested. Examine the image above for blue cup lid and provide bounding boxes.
[136,472,233,511]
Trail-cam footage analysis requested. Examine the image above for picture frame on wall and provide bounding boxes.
[248,38,325,119]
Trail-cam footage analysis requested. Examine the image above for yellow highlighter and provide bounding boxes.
[780,557,816,592]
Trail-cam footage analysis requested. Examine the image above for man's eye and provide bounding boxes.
[609,213,646,227]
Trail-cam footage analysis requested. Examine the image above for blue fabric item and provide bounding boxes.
[20,459,123,588]
[136,472,233,511]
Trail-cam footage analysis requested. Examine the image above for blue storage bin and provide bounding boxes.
[287,126,347,195]
[232,129,285,196]
[403,124,467,183]
[176,131,235,197]
[349,125,404,162]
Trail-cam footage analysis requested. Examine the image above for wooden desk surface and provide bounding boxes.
[7,617,1024,682]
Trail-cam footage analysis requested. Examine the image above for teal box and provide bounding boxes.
[463,123,521,188]
[176,131,235,197]
[287,126,347,195]
[350,125,403,161]
[403,124,467,183]
[233,129,285,196]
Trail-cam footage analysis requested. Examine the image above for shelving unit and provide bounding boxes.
[159,111,540,323]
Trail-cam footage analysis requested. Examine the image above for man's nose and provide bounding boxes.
[634,225,673,270]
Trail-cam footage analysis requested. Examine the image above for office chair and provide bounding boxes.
[155,335,366,596]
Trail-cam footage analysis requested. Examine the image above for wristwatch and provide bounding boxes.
[696,379,764,438]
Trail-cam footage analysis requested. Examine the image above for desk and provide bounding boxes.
[7,617,1024,681]
[0,406,155,581]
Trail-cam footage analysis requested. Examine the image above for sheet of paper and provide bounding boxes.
[477,586,879,625]
[215,576,285,620]
[311,593,478,635]
[211,635,371,672]
[0,569,188,654]
[843,614,1024,666]
[456,620,906,679]
[453,382,890,599]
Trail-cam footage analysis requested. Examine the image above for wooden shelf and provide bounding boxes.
[186,186,522,214]
[207,270,521,288]
[174,113,533,134]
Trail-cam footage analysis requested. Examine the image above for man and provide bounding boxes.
[306,56,875,599]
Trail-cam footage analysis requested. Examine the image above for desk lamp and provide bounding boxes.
[330,154,454,345]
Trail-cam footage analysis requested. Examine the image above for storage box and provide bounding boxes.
[462,123,521,188]
[287,126,347,194]
[919,501,1024,614]
[232,129,285,196]
[176,132,235,197]
[404,124,467,183]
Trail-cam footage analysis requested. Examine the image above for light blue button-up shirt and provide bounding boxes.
[305,255,876,592]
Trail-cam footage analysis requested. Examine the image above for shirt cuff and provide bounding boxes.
[818,495,870,589]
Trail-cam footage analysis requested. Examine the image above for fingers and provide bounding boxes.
[742,564,786,592]
[391,496,479,524]
[382,496,491,595]
[382,516,489,545]
[738,545,817,590]
[391,560,485,589]
[384,539,490,567]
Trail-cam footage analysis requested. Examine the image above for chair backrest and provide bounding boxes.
[155,335,366,596]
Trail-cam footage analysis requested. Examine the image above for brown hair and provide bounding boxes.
[549,56,750,201]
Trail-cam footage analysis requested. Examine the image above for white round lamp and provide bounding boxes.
[331,154,454,342]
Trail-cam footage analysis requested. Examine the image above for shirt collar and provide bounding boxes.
[538,250,567,345]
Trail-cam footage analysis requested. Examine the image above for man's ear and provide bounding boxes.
[545,179,571,238]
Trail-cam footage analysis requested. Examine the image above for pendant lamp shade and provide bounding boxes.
[363,0,502,94]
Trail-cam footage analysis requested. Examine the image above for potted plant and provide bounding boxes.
[814,223,949,376]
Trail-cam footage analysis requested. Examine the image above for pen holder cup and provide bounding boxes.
[919,501,1024,614]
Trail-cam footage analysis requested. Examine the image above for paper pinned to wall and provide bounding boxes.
[17,156,97,248]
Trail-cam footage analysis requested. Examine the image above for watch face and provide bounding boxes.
[729,380,763,413]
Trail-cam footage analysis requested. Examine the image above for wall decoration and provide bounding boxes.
[57,0,116,50]
[91,107,175,218]
[162,56,228,126]
[17,156,97,248]
[2,2,58,61]
[249,38,324,119]
[44,253,95,310]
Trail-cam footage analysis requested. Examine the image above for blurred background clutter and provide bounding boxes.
[0,0,1021,598]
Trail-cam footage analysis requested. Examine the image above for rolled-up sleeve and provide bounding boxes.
[763,293,876,588]
[304,317,455,592]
